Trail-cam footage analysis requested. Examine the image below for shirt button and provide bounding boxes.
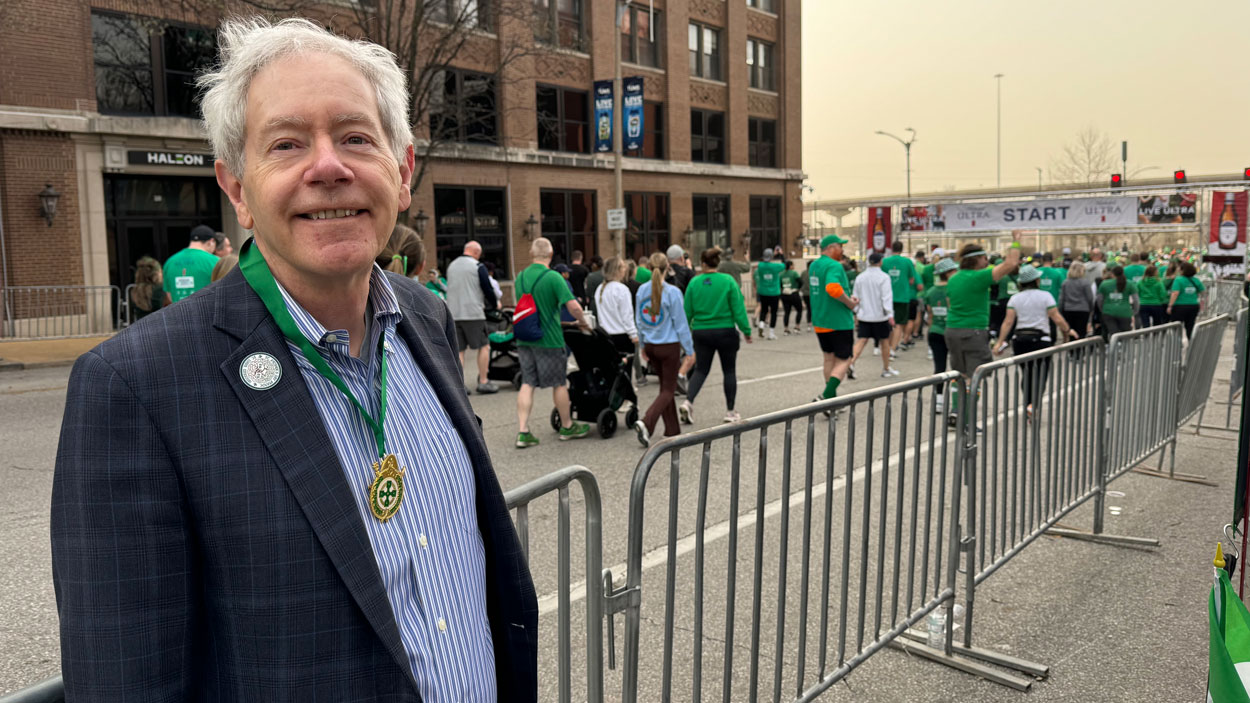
[325,334,338,343]
[419,534,428,548]
[437,617,447,632]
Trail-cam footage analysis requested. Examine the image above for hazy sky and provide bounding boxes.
[801,0,1250,202]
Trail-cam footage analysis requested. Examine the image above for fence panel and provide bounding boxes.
[1104,324,1184,483]
[1177,315,1231,427]
[0,286,120,340]
[618,373,963,702]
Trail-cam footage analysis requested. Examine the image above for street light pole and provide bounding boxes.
[1035,166,1043,190]
[612,1,626,257]
[995,73,1004,188]
[874,128,916,202]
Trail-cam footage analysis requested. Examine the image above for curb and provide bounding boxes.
[0,359,77,373]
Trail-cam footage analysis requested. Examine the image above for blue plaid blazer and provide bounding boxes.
[50,268,537,702]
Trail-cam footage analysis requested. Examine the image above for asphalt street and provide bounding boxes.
[0,327,1242,701]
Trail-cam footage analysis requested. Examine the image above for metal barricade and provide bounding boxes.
[1103,324,1184,484]
[1198,305,1248,432]
[0,677,61,703]
[1177,314,1231,428]
[1204,279,1247,319]
[122,283,136,326]
[614,373,965,701]
[0,286,121,340]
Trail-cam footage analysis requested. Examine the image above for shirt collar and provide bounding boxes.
[273,264,403,348]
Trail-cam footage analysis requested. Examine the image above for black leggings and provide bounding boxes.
[781,293,803,327]
[1170,304,1199,339]
[686,328,741,410]
[928,332,948,392]
[1139,304,1167,328]
[759,295,780,329]
[1061,309,1089,339]
[802,296,812,323]
[1012,335,1053,407]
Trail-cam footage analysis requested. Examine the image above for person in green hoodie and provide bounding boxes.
[1136,264,1168,328]
[680,247,754,424]
[1096,265,1138,338]
[754,247,785,340]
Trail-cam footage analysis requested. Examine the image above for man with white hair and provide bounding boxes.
[666,243,694,292]
[445,240,499,394]
[51,17,537,701]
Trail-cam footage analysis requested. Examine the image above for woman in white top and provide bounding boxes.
[595,256,639,356]
[993,265,1075,418]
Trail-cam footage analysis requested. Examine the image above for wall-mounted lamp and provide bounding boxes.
[682,225,693,243]
[524,213,540,241]
[413,209,429,237]
[39,184,60,227]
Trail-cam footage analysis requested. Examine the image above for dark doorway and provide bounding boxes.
[104,175,222,291]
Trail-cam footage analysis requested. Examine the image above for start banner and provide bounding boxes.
[940,196,1138,231]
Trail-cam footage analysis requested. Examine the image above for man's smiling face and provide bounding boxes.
[217,51,413,288]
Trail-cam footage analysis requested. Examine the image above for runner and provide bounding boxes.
[754,248,785,340]
[634,253,694,447]
[1166,261,1205,339]
[1137,264,1168,328]
[780,260,804,335]
[1097,265,1139,338]
[881,241,921,355]
[849,252,896,377]
[808,235,858,409]
[1123,252,1147,285]
[993,264,1076,420]
[925,257,958,413]
[681,248,753,425]
[1058,260,1095,339]
[945,243,1021,417]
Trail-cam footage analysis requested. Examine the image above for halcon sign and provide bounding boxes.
[127,150,209,167]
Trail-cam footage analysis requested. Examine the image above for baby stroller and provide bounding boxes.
[485,307,523,390]
[550,327,639,438]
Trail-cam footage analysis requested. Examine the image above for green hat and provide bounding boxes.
[820,234,848,249]
[934,258,959,275]
[1018,264,1042,284]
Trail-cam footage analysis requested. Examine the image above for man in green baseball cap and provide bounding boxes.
[809,234,858,409]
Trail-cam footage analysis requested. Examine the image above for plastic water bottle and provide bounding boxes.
[927,606,946,649]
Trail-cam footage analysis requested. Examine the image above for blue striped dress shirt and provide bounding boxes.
[276,266,496,701]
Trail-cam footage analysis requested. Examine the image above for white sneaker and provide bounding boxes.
[873,347,880,356]
[889,367,901,376]
[934,395,946,414]
[783,328,792,336]
[927,349,934,360]
[724,410,741,423]
[679,400,693,424]
[634,419,650,447]
[757,319,766,332]
[767,330,778,340]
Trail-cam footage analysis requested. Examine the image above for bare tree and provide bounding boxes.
[1048,126,1118,186]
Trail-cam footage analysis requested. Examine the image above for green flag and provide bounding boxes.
[1210,567,1250,702]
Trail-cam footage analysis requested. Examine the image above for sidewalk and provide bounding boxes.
[0,336,111,372]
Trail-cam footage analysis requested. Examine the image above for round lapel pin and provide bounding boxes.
[240,352,282,390]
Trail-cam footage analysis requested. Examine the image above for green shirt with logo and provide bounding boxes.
[881,254,918,302]
[516,263,574,348]
[924,285,951,336]
[945,267,996,330]
[1038,266,1066,296]
[808,256,853,331]
[754,261,785,296]
[1123,264,1147,284]
[1098,279,1138,318]
[780,269,801,295]
[163,247,219,303]
[1170,276,1205,306]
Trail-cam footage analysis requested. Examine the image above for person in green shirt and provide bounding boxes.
[635,262,652,284]
[780,260,804,335]
[1096,266,1138,338]
[945,242,1021,382]
[680,247,754,424]
[716,247,751,288]
[754,247,785,340]
[1123,252,1147,285]
[162,225,221,303]
[1166,260,1205,339]
[1037,252,1067,297]
[514,237,592,448]
[1136,264,1168,328]
[808,235,858,406]
[925,257,958,413]
[881,241,922,353]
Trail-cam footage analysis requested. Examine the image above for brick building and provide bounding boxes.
[0,0,802,305]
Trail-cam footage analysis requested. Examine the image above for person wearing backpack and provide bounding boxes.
[513,237,592,448]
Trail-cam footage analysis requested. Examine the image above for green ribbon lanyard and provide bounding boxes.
[238,239,390,458]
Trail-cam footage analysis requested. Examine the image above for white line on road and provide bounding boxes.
[738,366,823,386]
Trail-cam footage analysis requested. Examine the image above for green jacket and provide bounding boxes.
[684,272,751,335]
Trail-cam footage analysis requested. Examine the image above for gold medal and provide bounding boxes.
[368,453,406,521]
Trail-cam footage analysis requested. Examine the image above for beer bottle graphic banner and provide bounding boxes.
[1210,191,1248,257]
[622,76,645,152]
[867,206,892,254]
[593,80,613,153]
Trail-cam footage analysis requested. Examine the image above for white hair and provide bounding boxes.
[198,17,413,178]
[530,237,553,260]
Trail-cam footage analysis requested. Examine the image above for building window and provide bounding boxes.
[690,109,725,164]
[624,192,671,263]
[536,85,589,153]
[691,195,730,254]
[433,186,509,279]
[541,190,598,264]
[624,102,665,159]
[749,196,782,261]
[430,69,498,145]
[748,118,777,168]
[427,0,495,31]
[92,12,216,117]
[534,0,586,52]
[621,5,663,68]
[747,39,775,91]
[747,0,776,12]
[688,22,723,81]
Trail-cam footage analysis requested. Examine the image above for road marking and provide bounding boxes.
[739,366,823,385]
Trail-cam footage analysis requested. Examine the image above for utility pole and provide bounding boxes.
[995,73,1004,188]
[1035,167,1043,190]
[612,1,626,257]
[1121,141,1128,186]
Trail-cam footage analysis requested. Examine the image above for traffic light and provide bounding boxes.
[1243,167,1250,180]
[1110,173,1123,187]
[1173,169,1187,183]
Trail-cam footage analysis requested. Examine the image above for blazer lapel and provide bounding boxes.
[213,271,420,694]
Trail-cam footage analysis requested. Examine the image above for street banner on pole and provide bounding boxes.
[867,206,891,254]
[1138,193,1198,224]
[622,76,644,153]
[593,80,613,153]
[938,196,1138,231]
[1210,191,1248,258]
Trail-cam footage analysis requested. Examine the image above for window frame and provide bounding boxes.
[748,117,777,168]
[691,194,731,254]
[687,21,723,81]
[621,4,663,69]
[539,189,599,264]
[535,84,590,154]
[533,0,587,52]
[92,11,216,118]
[427,0,496,32]
[746,0,776,13]
[432,186,511,279]
[430,67,500,145]
[690,108,726,164]
[747,38,775,91]
[624,192,671,263]
[749,195,783,261]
